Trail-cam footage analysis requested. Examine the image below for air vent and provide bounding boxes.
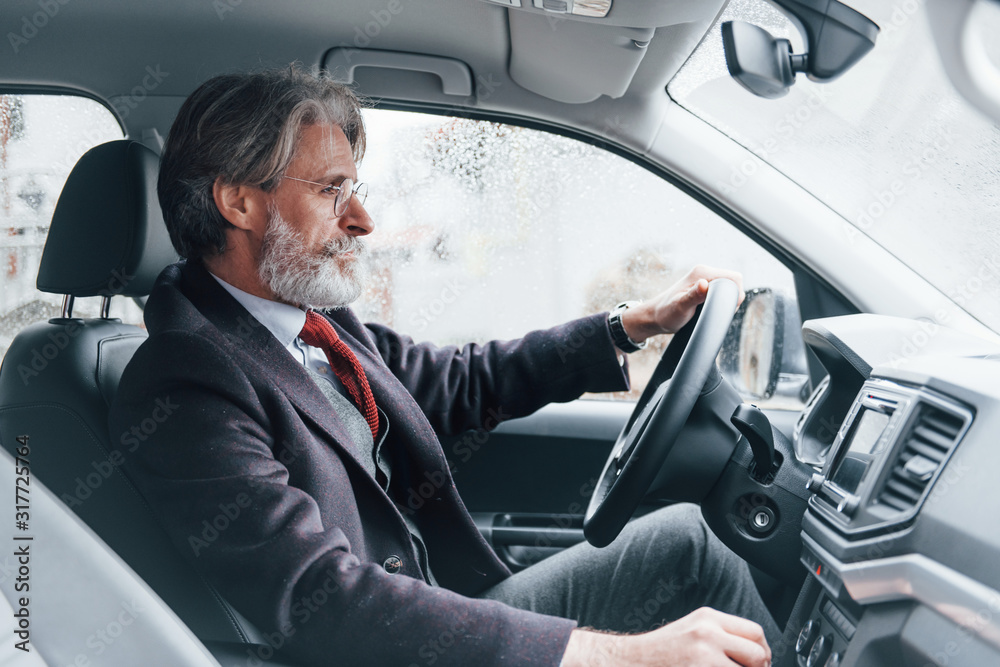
[875,405,964,513]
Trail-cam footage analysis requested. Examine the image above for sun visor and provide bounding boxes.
[508,10,654,103]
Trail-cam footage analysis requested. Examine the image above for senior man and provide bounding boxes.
[110,67,779,667]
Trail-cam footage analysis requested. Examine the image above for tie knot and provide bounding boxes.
[298,310,380,440]
[299,310,340,350]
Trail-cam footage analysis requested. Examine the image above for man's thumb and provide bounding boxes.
[686,278,709,304]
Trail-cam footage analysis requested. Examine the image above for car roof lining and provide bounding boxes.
[3,0,723,147]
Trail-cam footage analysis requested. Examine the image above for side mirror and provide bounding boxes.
[719,288,810,403]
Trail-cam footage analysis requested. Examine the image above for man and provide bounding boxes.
[110,67,778,666]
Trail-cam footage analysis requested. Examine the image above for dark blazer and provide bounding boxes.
[109,260,630,666]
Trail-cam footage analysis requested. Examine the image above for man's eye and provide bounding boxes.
[320,185,339,196]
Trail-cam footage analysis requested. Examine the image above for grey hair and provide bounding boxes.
[158,66,366,260]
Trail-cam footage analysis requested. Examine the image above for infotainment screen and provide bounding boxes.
[829,408,891,495]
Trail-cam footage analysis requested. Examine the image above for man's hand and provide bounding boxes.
[620,265,745,345]
[561,607,771,667]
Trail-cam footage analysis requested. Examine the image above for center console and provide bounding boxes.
[791,379,972,666]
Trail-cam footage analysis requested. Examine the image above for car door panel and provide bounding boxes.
[449,398,799,570]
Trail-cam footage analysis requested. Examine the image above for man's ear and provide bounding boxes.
[212,178,266,232]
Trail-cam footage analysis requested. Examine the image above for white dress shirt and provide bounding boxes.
[208,272,346,393]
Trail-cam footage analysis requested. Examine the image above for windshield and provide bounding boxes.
[670,0,1000,333]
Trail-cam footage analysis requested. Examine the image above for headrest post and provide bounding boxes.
[61,295,75,319]
[100,296,112,319]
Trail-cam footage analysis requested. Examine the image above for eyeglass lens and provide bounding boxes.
[335,179,368,216]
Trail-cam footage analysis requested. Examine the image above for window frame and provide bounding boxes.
[0,84,127,135]
[0,87,132,360]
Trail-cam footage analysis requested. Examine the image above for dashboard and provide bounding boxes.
[788,315,1000,666]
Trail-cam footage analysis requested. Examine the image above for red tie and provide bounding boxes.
[299,311,380,440]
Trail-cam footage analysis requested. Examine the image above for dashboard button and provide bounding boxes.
[807,472,825,493]
[821,599,857,639]
[807,634,833,667]
[825,651,842,667]
[796,619,820,655]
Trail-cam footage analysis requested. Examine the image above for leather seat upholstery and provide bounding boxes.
[0,140,273,653]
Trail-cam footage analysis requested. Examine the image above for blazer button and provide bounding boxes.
[383,555,402,574]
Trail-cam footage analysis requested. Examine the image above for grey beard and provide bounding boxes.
[257,207,370,309]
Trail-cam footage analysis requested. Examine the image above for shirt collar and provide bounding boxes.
[208,272,307,348]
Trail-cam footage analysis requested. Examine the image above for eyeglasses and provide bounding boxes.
[282,176,369,217]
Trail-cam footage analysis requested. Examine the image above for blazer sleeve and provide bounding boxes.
[109,329,576,667]
[366,313,631,435]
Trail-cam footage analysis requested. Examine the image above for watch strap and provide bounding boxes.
[608,301,647,353]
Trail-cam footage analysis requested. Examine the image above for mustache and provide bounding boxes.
[321,234,367,258]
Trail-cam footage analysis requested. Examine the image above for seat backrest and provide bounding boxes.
[0,140,267,649]
[0,447,223,666]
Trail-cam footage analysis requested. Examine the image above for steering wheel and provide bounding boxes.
[583,278,741,548]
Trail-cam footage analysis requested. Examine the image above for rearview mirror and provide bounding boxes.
[722,0,880,99]
[722,21,798,99]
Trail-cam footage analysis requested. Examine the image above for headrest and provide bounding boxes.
[37,140,177,298]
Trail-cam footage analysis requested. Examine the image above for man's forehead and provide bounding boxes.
[291,123,355,175]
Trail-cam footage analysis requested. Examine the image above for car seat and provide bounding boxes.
[0,140,300,665]
[0,447,222,666]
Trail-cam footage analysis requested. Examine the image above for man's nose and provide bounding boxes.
[340,194,374,236]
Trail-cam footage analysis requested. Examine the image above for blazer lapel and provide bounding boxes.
[177,261,380,481]
[324,309,450,475]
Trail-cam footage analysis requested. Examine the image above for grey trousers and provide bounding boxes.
[477,503,783,649]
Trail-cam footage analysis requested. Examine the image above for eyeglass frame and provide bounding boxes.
[282,175,368,217]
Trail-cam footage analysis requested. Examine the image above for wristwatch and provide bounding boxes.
[607,301,647,353]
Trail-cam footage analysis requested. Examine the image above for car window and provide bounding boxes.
[0,94,135,360]
[355,109,806,408]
